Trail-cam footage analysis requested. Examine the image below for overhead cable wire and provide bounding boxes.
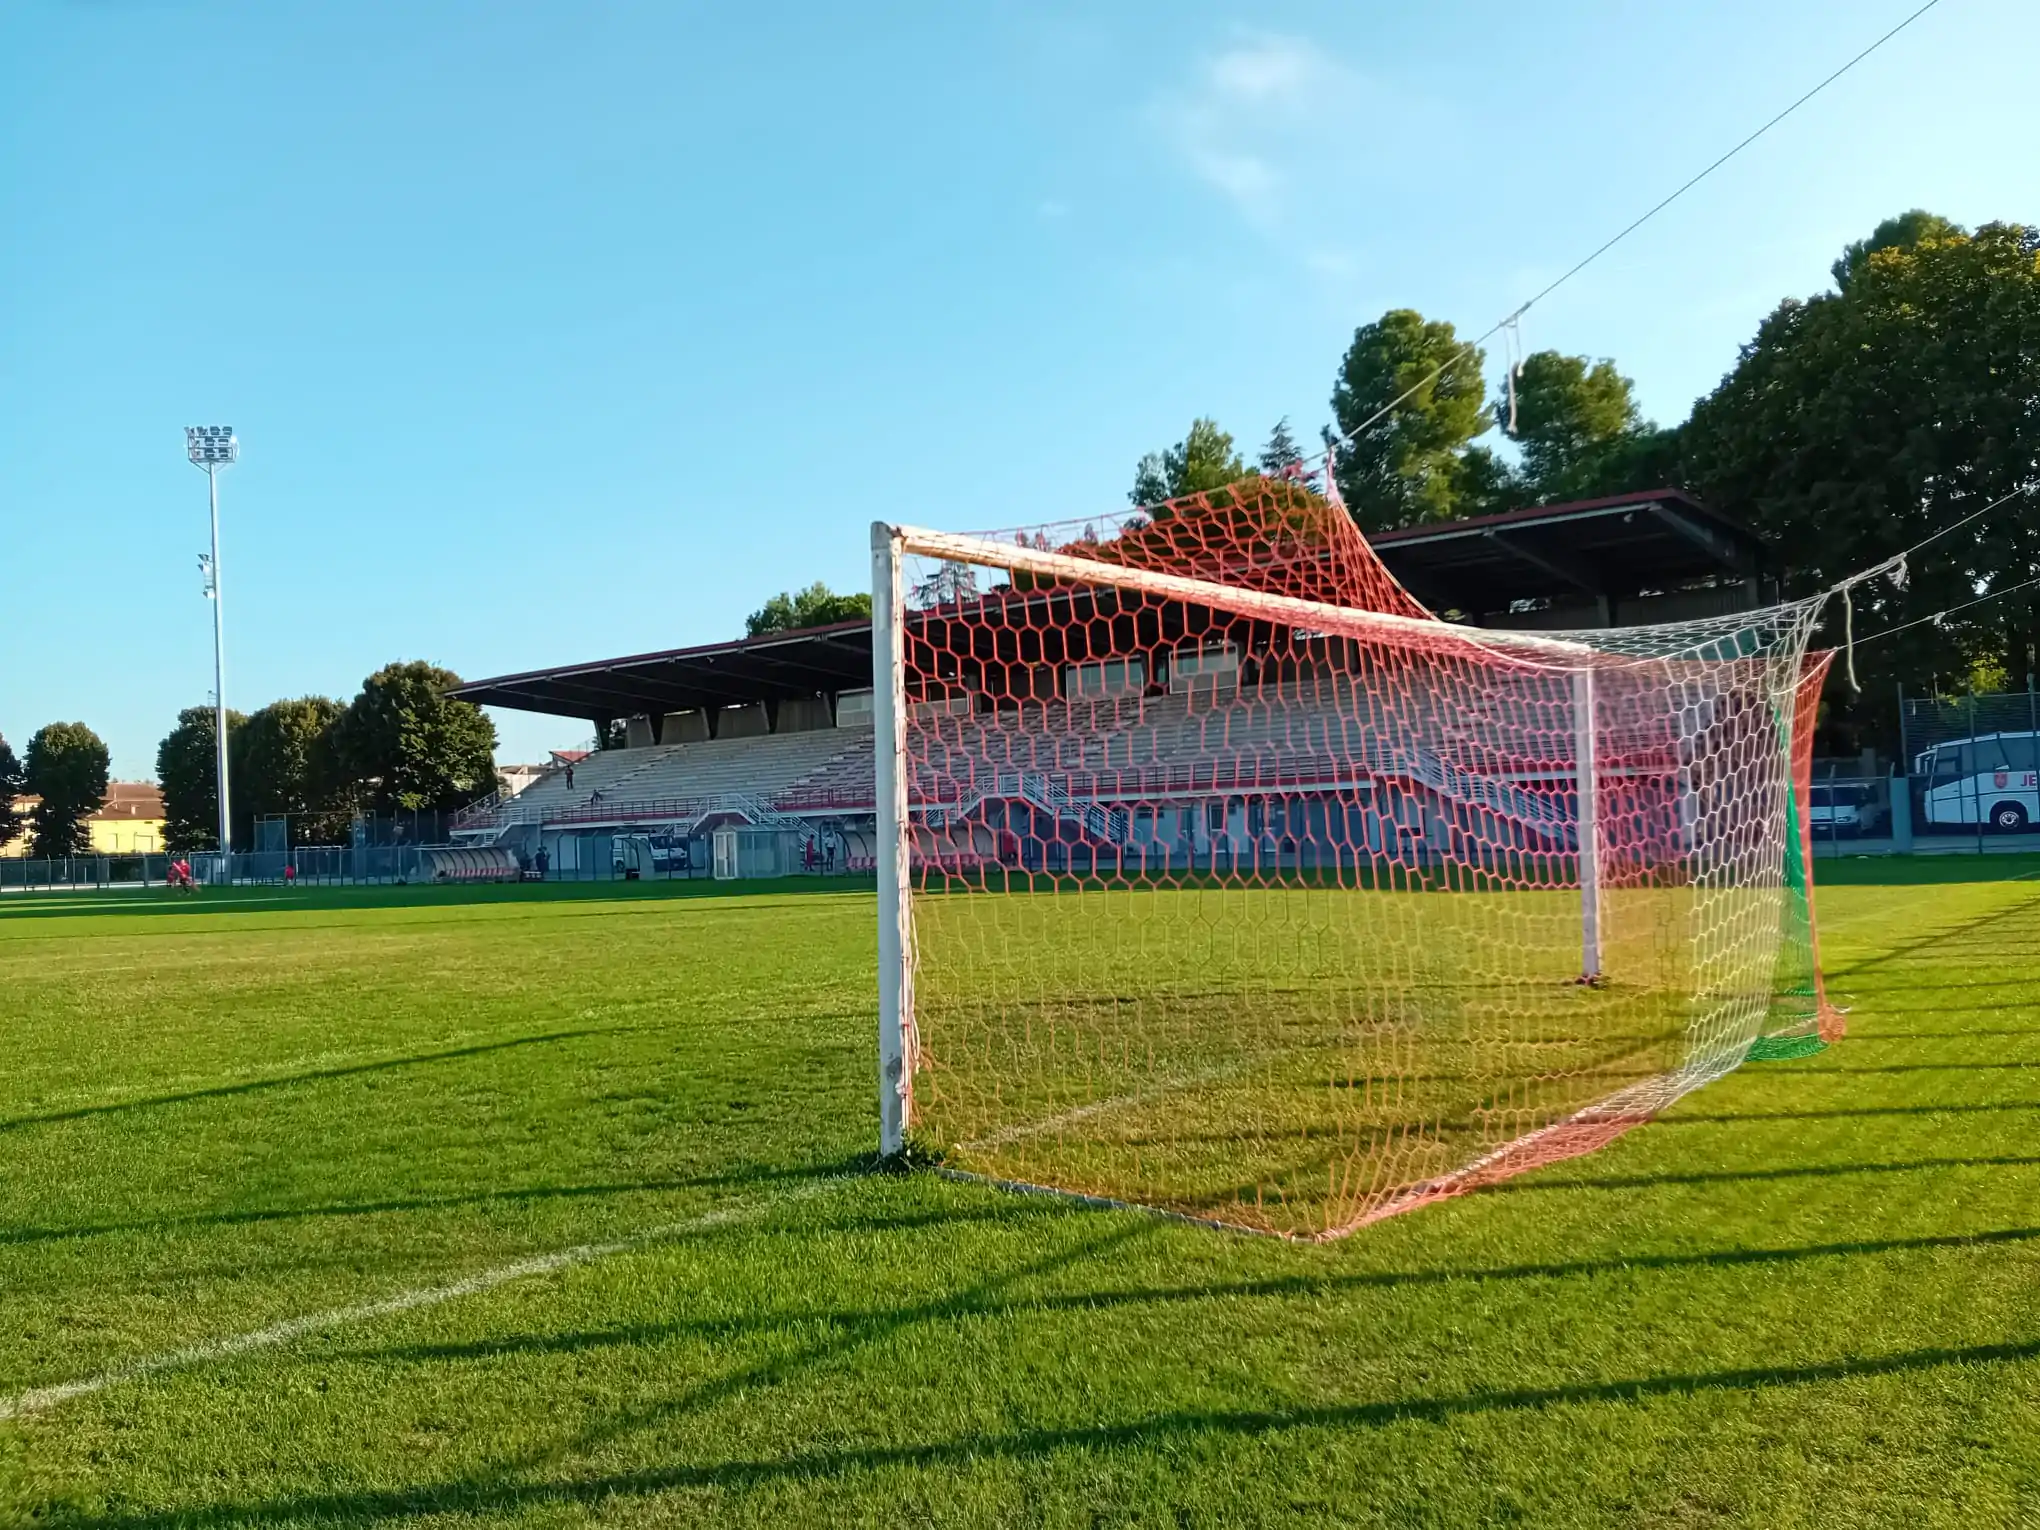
[1853,572,2040,650]
[1241,0,1944,506]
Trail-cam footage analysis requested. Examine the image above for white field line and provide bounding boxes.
[0,1177,842,1423]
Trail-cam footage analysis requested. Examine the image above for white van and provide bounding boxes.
[1914,731,2040,831]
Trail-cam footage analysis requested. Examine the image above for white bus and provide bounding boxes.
[1914,731,2040,831]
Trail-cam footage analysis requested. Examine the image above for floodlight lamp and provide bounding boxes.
[185,425,239,466]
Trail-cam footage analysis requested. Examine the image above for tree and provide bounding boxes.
[1831,209,1963,291]
[1683,215,2040,750]
[0,735,23,852]
[1329,309,1490,529]
[1502,350,1654,504]
[235,696,348,846]
[1129,418,1248,506]
[745,582,873,637]
[156,707,248,853]
[1257,417,1306,478]
[24,723,109,858]
[331,662,499,814]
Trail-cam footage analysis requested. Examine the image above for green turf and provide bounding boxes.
[3,865,2039,1527]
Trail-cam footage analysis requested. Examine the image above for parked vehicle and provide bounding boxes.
[1809,781,1883,838]
[1913,732,2040,831]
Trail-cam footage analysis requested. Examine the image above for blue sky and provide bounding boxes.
[4,0,2034,778]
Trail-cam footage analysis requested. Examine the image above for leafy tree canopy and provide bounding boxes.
[25,722,110,858]
[235,696,348,846]
[1502,350,1661,505]
[1683,214,2040,749]
[1130,419,1248,507]
[745,583,873,637]
[156,707,248,853]
[333,662,499,813]
[1329,309,1490,530]
[1831,209,1963,291]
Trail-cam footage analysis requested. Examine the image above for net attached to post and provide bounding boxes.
[884,478,1841,1239]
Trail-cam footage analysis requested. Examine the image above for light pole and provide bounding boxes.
[186,426,238,859]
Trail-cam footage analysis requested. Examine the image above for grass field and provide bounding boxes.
[3,862,2039,1527]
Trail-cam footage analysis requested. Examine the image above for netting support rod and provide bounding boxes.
[1574,666,1602,982]
[871,521,912,1157]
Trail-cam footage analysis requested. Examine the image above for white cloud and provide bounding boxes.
[1154,32,1365,227]
[1037,198,1071,220]
[1206,34,1328,102]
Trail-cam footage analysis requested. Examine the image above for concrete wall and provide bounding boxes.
[775,695,835,734]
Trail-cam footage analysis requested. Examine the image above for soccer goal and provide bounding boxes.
[871,480,1839,1240]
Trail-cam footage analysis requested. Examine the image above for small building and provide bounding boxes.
[2,782,166,856]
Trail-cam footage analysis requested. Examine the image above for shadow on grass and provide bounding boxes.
[1844,1027,2040,1040]
[0,1160,868,1250]
[0,1027,629,1136]
[1661,1100,2040,1125]
[63,1328,2040,1528]
[1827,896,2040,982]
[1490,1153,2040,1194]
[327,1219,2040,1369]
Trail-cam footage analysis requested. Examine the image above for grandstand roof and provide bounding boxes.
[1369,489,1768,616]
[448,619,876,721]
[452,490,1771,723]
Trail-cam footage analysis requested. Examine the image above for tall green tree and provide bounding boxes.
[333,661,499,813]
[235,696,348,846]
[1329,309,1490,529]
[1683,214,2040,748]
[156,707,248,852]
[1257,417,1306,478]
[1502,351,1657,504]
[1130,418,1249,506]
[745,583,873,637]
[0,735,23,852]
[24,723,110,858]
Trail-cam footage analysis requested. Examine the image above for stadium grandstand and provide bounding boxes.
[447,490,1775,881]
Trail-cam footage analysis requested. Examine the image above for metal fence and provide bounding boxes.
[0,835,874,893]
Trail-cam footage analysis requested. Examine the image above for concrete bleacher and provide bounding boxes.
[494,729,873,826]
[487,678,1494,833]
[607,729,859,805]
[497,747,648,823]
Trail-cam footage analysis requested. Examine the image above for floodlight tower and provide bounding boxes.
[186,426,239,857]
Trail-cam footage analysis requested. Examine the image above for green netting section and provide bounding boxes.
[1747,1032,1828,1061]
[1757,695,1823,1056]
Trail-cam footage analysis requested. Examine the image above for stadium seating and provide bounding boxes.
[481,679,1492,834]
[610,729,860,804]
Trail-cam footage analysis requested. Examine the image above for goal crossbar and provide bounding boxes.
[890,524,1596,664]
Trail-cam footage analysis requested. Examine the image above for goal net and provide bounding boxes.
[872,479,1841,1240]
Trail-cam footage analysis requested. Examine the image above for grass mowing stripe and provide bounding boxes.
[9,875,2040,1526]
[0,1177,844,1423]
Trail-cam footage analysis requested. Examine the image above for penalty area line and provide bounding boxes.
[0,1176,844,1423]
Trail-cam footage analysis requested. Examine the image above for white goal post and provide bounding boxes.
[868,510,1829,1235]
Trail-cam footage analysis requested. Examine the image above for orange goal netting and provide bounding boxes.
[873,478,1838,1239]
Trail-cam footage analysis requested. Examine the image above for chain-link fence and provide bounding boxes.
[0,830,874,893]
